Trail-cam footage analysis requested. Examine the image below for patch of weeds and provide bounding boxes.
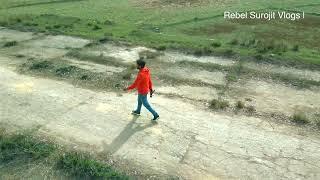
[240,38,256,47]
[235,101,245,109]
[29,60,53,70]
[226,74,237,82]
[226,61,244,83]
[292,45,299,52]
[0,132,55,163]
[93,25,102,30]
[193,46,213,56]
[155,45,166,51]
[211,41,221,48]
[57,152,128,179]
[0,21,8,26]
[14,54,25,58]
[254,54,264,60]
[246,105,256,114]
[229,39,239,45]
[55,66,77,77]
[315,115,320,128]
[3,41,18,47]
[99,37,110,43]
[209,99,229,110]
[221,49,234,56]
[104,20,114,25]
[291,112,309,124]
[80,74,90,80]
[245,97,252,102]
[53,24,61,29]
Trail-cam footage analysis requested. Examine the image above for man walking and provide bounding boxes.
[124,59,160,121]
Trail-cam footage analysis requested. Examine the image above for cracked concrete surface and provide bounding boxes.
[1,65,320,179]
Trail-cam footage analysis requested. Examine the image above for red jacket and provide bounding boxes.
[127,67,153,94]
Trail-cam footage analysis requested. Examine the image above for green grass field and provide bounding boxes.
[0,0,319,68]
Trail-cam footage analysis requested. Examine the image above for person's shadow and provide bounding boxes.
[103,115,156,154]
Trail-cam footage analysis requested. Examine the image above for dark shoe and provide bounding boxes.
[151,115,160,121]
[131,111,140,116]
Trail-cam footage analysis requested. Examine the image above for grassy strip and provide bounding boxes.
[0,11,319,70]
[57,152,128,179]
[0,130,55,163]
[19,58,128,92]
[181,59,320,89]
[0,129,128,179]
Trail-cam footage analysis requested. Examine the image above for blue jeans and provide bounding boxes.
[135,94,158,117]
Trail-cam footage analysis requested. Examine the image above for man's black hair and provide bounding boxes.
[136,59,146,68]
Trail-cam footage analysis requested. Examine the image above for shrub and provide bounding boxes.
[93,25,102,30]
[292,45,299,52]
[3,41,18,47]
[254,54,263,60]
[211,41,221,48]
[291,112,309,124]
[273,42,288,54]
[55,66,77,76]
[156,45,166,51]
[194,46,213,56]
[222,49,234,56]
[236,101,245,109]
[229,39,239,45]
[16,18,22,23]
[210,99,229,110]
[99,37,109,43]
[246,105,256,113]
[29,61,52,70]
[53,24,61,28]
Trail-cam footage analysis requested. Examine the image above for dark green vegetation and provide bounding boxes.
[235,100,245,109]
[3,41,18,47]
[20,58,127,92]
[291,112,309,124]
[58,152,128,179]
[0,0,319,69]
[0,128,128,179]
[209,99,229,110]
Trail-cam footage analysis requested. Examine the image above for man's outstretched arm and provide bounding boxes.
[125,74,140,91]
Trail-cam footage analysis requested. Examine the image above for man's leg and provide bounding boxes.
[134,94,143,114]
[140,94,159,118]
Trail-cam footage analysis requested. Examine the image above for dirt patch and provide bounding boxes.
[229,79,320,116]
[24,35,90,49]
[85,44,155,63]
[244,62,320,82]
[0,28,37,43]
[156,85,219,101]
[15,47,68,59]
[166,67,226,85]
[159,51,235,66]
[65,58,125,74]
